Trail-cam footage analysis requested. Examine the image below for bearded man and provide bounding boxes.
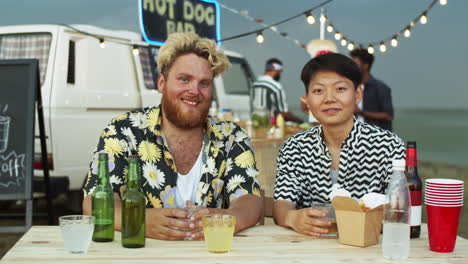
[82,32,263,240]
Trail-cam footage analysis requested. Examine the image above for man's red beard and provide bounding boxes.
[161,95,210,129]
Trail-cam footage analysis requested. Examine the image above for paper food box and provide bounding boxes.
[332,196,384,247]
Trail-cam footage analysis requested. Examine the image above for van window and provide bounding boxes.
[138,46,158,90]
[0,33,52,85]
[67,40,75,84]
[223,57,251,95]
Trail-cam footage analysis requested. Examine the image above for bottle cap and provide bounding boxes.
[407,141,417,148]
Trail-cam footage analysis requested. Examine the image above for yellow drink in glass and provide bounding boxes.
[202,214,236,253]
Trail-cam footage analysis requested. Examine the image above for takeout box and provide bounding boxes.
[332,196,384,247]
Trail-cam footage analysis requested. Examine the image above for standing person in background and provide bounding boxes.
[253,58,303,123]
[350,48,394,131]
[82,32,262,241]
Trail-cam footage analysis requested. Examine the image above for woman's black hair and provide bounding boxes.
[300,53,362,93]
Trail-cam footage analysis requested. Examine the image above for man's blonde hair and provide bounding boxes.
[157,32,231,78]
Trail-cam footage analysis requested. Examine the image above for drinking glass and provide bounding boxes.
[202,214,236,253]
[59,215,95,254]
[311,203,338,238]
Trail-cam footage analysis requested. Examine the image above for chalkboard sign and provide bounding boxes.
[0,59,38,201]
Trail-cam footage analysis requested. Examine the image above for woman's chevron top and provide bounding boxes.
[274,120,406,208]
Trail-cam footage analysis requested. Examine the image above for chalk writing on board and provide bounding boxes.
[0,104,10,153]
[0,151,26,188]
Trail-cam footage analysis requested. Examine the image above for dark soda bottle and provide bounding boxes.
[405,141,422,239]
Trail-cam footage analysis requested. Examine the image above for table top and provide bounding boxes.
[1,224,467,264]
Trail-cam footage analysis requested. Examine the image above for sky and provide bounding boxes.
[1,0,467,112]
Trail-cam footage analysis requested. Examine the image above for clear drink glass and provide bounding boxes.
[311,203,338,238]
[59,215,95,254]
[202,214,236,253]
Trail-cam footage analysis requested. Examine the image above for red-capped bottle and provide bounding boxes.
[405,141,422,239]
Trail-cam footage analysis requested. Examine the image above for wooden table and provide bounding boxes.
[1,224,466,264]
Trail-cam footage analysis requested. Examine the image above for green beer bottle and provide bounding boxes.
[122,155,146,248]
[92,153,115,242]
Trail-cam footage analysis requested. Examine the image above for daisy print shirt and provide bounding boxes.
[83,105,261,209]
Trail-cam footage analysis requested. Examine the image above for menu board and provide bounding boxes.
[0,59,38,200]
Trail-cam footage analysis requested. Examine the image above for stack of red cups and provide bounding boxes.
[425,179,464,253]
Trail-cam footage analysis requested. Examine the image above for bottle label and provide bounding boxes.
[410,205,422,226]
[406,148,417,167]
[410,190,422,206]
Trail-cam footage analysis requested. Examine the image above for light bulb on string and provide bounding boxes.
[347,42,354,51]
[256,32,264,43]
[99,38,105,49]
[341,39,347,46]
[306,13,315,24]
[320,15,326,24]
[440,0,447,6]
[404,27,411,38]
[420,13,428,24]
[379,42,387,53]
[368,45,374,54]
[391,37,398,47]
[132,46,139,56]
[334,32,342,40]
[327,25,334,32]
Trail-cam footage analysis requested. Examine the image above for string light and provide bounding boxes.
[391,37,398,47]
[132,45,139,56]
[404,27,411,38]
[341,39,347,46]
[306,13,316,24]
[219,0,445,51]
[334,32,342,40]
[256,32,264,43]
[420,13,428,24]
[368,45,375,54]
[99,38,105,49]
[320,14,327,24]
[379,42,387,53]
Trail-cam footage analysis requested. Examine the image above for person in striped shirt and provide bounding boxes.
[252,58,303,123]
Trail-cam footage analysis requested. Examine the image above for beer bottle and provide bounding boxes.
[122,155,146,248]
[92,153,115,242]
[405,141,422,239]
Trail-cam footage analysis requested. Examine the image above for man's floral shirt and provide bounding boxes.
[83,105,261,209]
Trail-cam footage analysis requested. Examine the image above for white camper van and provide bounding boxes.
[0,24,254,192]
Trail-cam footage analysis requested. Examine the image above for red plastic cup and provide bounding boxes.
[426,186,464,191]
[426,204,462,253]
[425,189,464,195]
[425,193,463,198]
[426,179,464,185]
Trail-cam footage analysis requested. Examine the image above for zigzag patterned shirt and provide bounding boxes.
[274,120,406,208]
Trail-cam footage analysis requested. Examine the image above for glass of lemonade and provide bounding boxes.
[202,214,236,253]
[59,215,95,254]
[311,203,338,238]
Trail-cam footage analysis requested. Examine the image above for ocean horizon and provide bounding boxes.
[289,107,468,167]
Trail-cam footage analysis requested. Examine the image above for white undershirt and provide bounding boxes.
[175,148,203,208]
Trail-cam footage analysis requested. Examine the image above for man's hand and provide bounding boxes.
[186,207,228,240]
[146,208,197,240]
[285,208,332,237]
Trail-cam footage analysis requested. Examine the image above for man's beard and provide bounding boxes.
[161,95,210,129]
